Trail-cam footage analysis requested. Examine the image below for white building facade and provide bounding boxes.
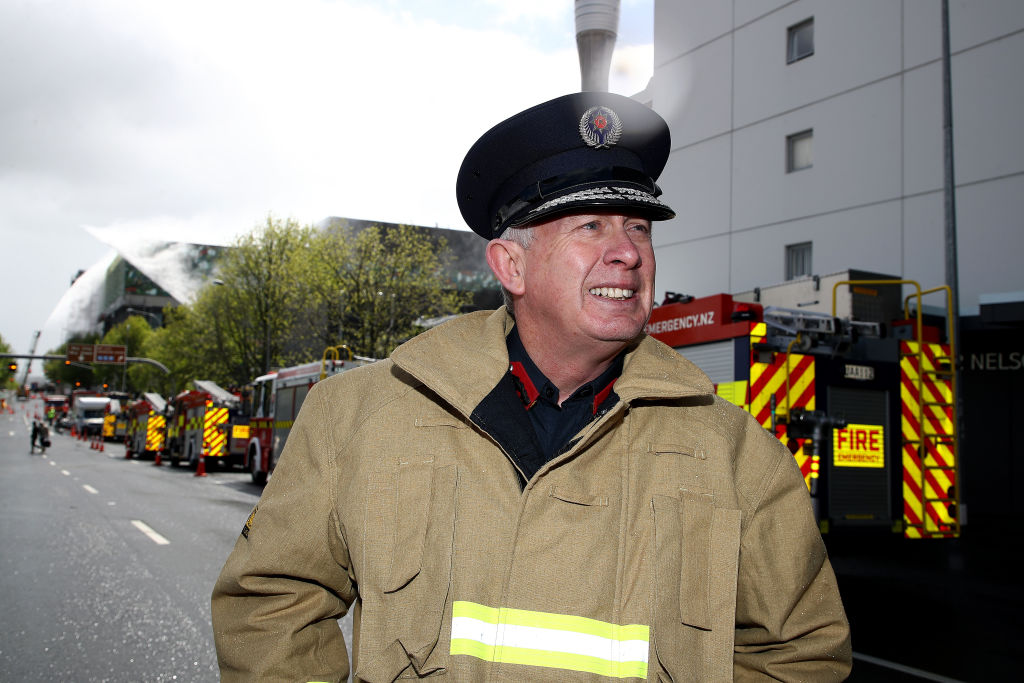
[646,0,1024,314]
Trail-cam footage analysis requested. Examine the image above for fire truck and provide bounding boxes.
[164,380,248,469]
[125,392,168,458]
[245,346,377,484]
[645,270,960,539]
[101,392,130,441]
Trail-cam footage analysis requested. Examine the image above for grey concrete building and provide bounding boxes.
[644,0,1023,314]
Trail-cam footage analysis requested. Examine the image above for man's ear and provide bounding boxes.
[485,238,526,296]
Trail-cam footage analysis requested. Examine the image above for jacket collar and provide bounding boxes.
[389,307,714,418]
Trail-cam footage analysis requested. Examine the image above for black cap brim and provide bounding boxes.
[457,92,675,239]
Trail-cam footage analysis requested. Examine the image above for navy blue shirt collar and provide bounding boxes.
[505,326,622,464]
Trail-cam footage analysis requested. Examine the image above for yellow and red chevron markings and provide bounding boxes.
[203,407,228,457]
[145,414,166,452]
[748,323,816,488]
[901,340,958,538]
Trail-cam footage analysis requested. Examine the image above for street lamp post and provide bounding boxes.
[125,307,161,327]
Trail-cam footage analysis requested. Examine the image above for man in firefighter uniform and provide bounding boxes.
[212,93,851,681]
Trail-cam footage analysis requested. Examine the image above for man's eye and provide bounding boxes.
[582,221,600,230]
[628,222,652,234]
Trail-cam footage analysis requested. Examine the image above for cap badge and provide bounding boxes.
[579,105,622,149]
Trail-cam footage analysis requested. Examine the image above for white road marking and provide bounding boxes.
[83,485,98,494]
[61,470,70,476]
[852,652,967,683]
[107,501,116,506]
[49,461,56,466]
[131,520,170,545]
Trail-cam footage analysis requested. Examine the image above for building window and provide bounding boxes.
[787,18,814,63]
[786,129,813,172]
[786,242,813,280]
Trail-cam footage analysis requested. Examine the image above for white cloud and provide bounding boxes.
[0,0,653,361]
[482,0,572,25]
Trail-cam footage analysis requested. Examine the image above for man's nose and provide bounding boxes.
[604,225,643,268]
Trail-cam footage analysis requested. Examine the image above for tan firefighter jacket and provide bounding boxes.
[212,308,851,682]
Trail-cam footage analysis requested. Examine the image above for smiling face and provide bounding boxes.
[506,212,657,361]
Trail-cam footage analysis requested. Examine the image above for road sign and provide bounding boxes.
[67,343,95,363]
[66,343,126,364]
[95,344,127,365]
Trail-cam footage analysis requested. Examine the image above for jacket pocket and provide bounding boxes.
[361,462,458,681]
[651,491,741,683]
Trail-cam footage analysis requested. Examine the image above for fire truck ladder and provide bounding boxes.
[833,280,961,539]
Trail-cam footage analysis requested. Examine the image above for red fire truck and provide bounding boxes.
[164,380,248,469]
[125,392,167,459]
[645,271,960,539]
[245,346,376,484]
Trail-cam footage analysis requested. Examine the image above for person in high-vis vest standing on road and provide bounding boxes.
[212,92,852,682]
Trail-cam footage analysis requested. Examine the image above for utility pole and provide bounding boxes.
[941,0,967,528]
[942,0,960,343]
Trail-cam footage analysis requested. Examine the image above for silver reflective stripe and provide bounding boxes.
[450,600,649,679]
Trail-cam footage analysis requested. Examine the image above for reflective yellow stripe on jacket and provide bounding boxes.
[450,601,649,679]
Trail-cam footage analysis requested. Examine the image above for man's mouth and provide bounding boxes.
[589,287,634,300]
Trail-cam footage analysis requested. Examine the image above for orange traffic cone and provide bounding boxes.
[98,439,104,453]
[153,451,162,466]
[194,454,207,477]
[124,443,132,459]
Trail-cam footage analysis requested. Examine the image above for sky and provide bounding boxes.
[0,0,655,362]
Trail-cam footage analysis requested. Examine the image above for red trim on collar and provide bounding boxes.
[593,378,617,415]
[509,362,540,409]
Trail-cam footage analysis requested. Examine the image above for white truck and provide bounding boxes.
[71,392,112,437]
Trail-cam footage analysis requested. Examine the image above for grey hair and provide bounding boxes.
[496,225,536,316]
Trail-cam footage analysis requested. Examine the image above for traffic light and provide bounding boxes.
[6,361,16,373]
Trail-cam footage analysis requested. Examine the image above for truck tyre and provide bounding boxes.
[249,450,267,485]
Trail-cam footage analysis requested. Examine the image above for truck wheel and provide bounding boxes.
[250,453,267,485]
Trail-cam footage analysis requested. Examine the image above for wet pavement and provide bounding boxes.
[825,524,1021,682]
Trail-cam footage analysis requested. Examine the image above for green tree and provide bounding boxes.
[304,224,470,359]
[141,293,249,391]
[97,316,156,393]
[140,214,314,388]
[1,333,16,389]
[123,214,471,389]
[42,334,101,391]
[204,215,313,379]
